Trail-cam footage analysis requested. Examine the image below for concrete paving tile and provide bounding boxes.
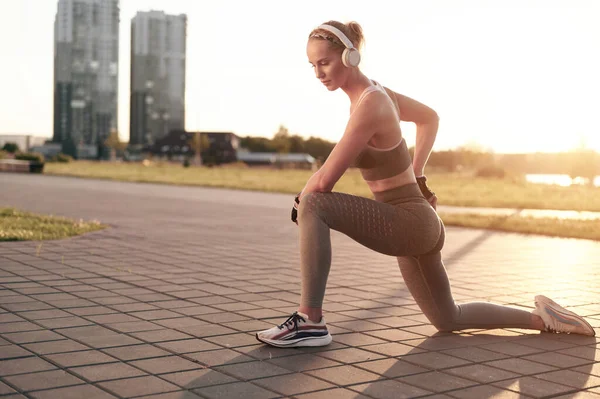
[253,373,335,396]
[0,314,25,323]
[98,375,179,397]
[4,369,85,391]
[0,357,56,376]
[45,350,118,367]
[106,320,164,333]
[0,381,17,395]
[23,339,89,355]
[534,369,600,390]
[153,317,208,329]
[214,360,290,380]
[354,358,429,378]
[77,333,144,349]
[194,381,279,399]
[492,376,575,397]
[447,384,523,399]
[28,385,118,399]
[203,332,258,348]
[160,368,237,388]
[350,379,432,398]
[131,329,194,343]
[0,321,43,333]
[402,352,472,370]
[267,353,342,372]
[69,362,147,381]
[362,342,422,357]
[364,328,424,342]
[441,346,509,363]
[400,370,478,392]
[305,364,380,385]
[36,316,93,329]
[130,355,204,374]
[0,345,33,360]
[134,392,203,399]
[444,364,520,383]
[483,357,558,375]
[155,339,220,354]
[2,330,64,344]
[295,388,372,399]
[102,344,171,361]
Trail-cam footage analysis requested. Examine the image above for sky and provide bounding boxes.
[1,0,599,153]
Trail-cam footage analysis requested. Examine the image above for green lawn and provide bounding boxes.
[45,161,600,212]
[0,208,107,242]
[438,212,600,242]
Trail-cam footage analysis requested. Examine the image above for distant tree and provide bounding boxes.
[304,136,335,161]
[289,135,305,153]
[239,128,336,160]
[272,125,291,153]
[2,142,19,154]
[239,136,276,153]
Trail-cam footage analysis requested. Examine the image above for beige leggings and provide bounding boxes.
[298,184,532,331]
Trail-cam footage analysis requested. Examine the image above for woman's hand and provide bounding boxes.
[291,194,300,225]
[416,176,437,210]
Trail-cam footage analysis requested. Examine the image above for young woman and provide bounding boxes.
[256,20,595,348]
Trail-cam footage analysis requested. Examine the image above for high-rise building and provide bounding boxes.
[53,0,120,158]
[130,11,187,146]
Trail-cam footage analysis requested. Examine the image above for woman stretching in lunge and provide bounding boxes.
[256,21,595,347]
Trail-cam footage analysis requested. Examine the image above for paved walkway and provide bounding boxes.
[1,173,600,399]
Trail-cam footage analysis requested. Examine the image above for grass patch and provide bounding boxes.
[0,208,107,242]
[45,161,600,212]
[439,212,600,241]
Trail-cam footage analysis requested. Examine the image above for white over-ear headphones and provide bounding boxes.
[317,24,361,68]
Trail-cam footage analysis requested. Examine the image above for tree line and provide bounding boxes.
[239,125,335,163]
[239,125,599,178]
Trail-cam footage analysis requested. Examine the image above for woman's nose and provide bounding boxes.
[315,67,324,79]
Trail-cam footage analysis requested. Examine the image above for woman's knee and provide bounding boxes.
[431,318,457,333]
[298,192,325,221]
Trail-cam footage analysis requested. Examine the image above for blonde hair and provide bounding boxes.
[308,20,365,51]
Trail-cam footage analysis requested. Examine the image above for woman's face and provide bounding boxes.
[306,38,348,91]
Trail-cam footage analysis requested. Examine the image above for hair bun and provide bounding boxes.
[346,21,364,49]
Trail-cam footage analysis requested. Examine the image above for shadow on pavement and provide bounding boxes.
[174,330,595,398]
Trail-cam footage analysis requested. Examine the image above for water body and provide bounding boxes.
[525,174,600,187]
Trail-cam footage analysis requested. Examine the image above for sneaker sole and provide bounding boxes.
[535,295,595,336]
[256,333,333,348]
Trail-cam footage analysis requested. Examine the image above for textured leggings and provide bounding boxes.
[297,184,533,331]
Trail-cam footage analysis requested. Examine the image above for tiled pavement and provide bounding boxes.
[1,173,600,399]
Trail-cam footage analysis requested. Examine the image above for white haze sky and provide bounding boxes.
[1,0,599,153]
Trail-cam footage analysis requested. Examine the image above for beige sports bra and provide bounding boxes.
[353,81,412,182]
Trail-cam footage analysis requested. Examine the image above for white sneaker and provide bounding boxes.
[533,295,595,336]
[256,311,333,348]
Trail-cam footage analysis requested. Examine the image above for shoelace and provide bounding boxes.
[277,312,306,332]
[546,325,558,333]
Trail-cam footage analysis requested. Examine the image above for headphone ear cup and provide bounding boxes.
[341,49,350,67]
[347,49,361,67]
[341,48,360,68]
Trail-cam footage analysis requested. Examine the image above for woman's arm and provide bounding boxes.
[392,92,440,176]
[298,92,384,200]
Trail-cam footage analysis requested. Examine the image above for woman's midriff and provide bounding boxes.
[365,164,416,194]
